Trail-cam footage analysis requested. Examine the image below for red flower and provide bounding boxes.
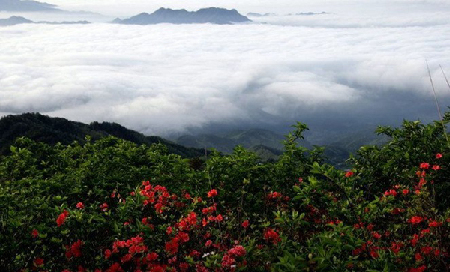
[31,229,39,238]
[390,242,403,255]
[205,240,212,247]
[369,248,379,259]
[56,210,69,227]
[76,202,84,209]
[408,265,427,272]
[228,245,246,257]
[66,240,83,259]
[372,232,382,239]
[121,253,132,263]
[241,220,249,228]
[409,216,423,225]
[105,249,112,259]
[145,252,158,262]
[403,189,410,195]
[420,163,430,169]
[268,192,282,199]
[415,253,422,261]
[421,246,432,255]
[428,220,442,227]
[420,228,430,237]
[207,189,218,198]
[166,226,172,235]
[264,228,281,244]
[432,165,440,170]
[34,258,44,266]
[436,153,443,159]
[177,232,190,243]
[165,238,179,255]
[345,171,354,178]
[384,189,398,197]
[100,203,109,212]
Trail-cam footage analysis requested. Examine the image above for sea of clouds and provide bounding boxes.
[1,2,450,139]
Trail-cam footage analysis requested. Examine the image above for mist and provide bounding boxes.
[1,1,450,141]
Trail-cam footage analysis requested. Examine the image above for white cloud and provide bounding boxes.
[1,5,450,136]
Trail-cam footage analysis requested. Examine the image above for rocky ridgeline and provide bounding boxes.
[113,7,251,25]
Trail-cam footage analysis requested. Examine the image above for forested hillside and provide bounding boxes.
[0,113,205,158]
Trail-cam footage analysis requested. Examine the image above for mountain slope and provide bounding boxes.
[0,16,32,26]
[0,113,205,157]
[0,0,60,12]
[176,128,312,155]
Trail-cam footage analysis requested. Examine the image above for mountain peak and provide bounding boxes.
[114,7,251,25]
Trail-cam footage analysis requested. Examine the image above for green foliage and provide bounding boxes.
[1,118,450,271]
[352,119,450,209]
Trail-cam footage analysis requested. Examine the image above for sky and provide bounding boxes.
[1,0,450,141]
[36,0,450,17]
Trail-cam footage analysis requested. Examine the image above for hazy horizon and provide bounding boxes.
[1,0,450,140]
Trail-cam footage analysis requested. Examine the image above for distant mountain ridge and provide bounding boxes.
[113,7,251,25]
[0,113,204,158]
[176,128,313,160]
[0,16,90,26]
[0,16,31,26]
[0,0,60,12]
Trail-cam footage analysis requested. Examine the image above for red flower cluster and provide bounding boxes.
[65,240,83,259]
[264,228,281,244]
[201,204,217,215]
[409,216,424,225]
[267,192,282,199]
[384,189,398,197]
[177,211,198,231]
[140,181,171,214]
[100,203,109,212]
[408,265,426,272]
[207,189,218,198]
[76,202,85,209]
[390,242,404,255]
[428,220,442,227]
[222,245,246,268]
[56,210,69,227]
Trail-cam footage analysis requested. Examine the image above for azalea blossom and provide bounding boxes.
[76,202,85,209]
[207,189,218,198]
[56,210,69,227]
[31,229,39,238]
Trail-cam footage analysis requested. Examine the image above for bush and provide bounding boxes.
[1,121,449,271]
